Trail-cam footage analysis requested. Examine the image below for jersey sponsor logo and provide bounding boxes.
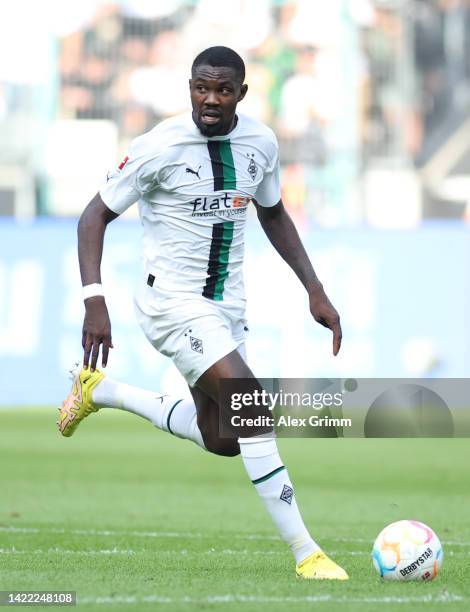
[190,193,249,217]
[185,165,202,180]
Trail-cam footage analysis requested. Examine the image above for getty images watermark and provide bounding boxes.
[218,378,470,438]
[229,388,350,430]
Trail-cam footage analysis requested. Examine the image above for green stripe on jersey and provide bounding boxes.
[213,222,234,299]
[202,221,234,301]
[207,140,237,191]
[219,140,236,190]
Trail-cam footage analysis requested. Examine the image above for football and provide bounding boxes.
[372,520,443,581]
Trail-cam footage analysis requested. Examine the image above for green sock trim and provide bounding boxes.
[251,465,286,485]
[166,399,183,435]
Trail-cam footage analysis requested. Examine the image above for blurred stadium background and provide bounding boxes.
[1,0,470,405]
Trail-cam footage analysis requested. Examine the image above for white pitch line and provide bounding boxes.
[0,548,137,556]
[0,526,277,541]
[1,547,469,558]
[0,548,281,556]
[77,593,464,605]
[1,526,469,547]
[0,526,205,539]
[0,547,364,557]
[0,548,367,557]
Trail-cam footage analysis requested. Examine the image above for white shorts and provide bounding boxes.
[134,283,248,387]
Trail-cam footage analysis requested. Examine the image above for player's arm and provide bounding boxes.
[78,192,119,370]
[254,199,342,355]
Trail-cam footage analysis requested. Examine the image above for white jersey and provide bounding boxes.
[100,112,281,305]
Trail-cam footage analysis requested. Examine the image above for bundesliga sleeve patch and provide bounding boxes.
[118,155,129,170]
[105,155,130,183]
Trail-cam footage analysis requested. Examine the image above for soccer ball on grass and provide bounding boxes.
[372,520,443,581]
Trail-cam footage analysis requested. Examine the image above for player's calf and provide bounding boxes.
[191,385,240,456]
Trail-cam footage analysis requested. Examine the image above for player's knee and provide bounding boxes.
[195,407,240,456]
[204,437,240,457]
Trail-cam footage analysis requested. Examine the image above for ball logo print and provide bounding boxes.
[372,520,443,581]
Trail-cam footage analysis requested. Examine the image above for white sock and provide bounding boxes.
[238,436,320,564]
[92,377,205,449]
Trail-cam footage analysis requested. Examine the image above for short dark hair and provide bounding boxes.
[192,46,245,83]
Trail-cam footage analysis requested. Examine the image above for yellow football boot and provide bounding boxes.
[296,551,349,580]
[57,367,104,437]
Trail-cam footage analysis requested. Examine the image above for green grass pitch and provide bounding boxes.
[0,408,469,611]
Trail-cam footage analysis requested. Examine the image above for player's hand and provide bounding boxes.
[82,296,114,370]
[308,284,342,356]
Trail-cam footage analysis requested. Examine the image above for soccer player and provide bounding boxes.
[58,46,347,580]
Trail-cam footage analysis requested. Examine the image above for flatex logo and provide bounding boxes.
[190,193,249,217]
